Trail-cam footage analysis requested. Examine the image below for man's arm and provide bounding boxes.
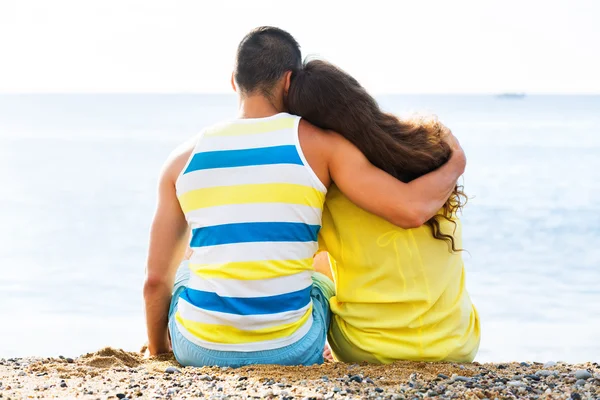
[143,148,191,356]
[326,131,465,229]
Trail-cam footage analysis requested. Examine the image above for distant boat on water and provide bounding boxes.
[496,93,526,99]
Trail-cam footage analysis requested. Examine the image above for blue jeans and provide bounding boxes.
[168,262,334,367]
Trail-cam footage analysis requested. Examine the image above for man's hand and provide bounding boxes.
[441,127,466,174]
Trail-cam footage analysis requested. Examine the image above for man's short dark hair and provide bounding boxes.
[234,26,302,98]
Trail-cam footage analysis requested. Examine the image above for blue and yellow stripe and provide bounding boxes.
[184,145,303,174]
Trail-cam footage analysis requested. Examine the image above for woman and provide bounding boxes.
[286,60,480,363]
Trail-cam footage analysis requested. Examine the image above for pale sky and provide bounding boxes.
[0,0,598,94]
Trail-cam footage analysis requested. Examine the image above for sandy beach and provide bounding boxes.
[1,348,598,399]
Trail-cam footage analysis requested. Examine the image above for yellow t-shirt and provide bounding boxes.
[319,186,480,363]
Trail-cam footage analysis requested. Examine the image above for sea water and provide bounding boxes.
[0,94,598,362]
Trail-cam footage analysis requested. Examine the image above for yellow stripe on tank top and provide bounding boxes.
[189,258,314,280]
[175,304,312,344]
[204,117,296,137]
[178,183,325,214]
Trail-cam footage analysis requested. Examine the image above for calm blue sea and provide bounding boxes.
[0,94,598,362]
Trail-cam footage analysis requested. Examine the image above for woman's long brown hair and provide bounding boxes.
[286,60,467,252]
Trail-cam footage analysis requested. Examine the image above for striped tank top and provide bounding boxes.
[174,113,327,351]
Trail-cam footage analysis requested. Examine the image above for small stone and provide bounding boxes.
[116,394,126,399]
[437,374,449,379]
[535,370,553,377]
[365,378,375,384]
[571,393,582,400]
[164,367,180,374]
[520,362,530,367]
[543,361,557,368]
[66,358,74,363]
[575,379,587,387]
[263,389,274,397]
[199,374,213,381]
[36,372,47,377]
[333,387,341,393]
[574,370,592,380]
[58,355,65,359]
[524,374,540,381]
[507,381,526,387]
[238,376,248,381]
[280,390,289,397]
[17,372,26,377]
[324,394,334,400]
[60,382,67,388]
[453,376,473,383]
[349,375,363,383]
[374,387,384,393]
[321,376,329,382]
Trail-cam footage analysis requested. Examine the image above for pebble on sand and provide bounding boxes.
[575,379,587,387]
[574,369,592,380]
[507,380,527,387]
[452,376,473,383]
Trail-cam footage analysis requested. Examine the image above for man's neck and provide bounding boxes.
[238,93,287,119]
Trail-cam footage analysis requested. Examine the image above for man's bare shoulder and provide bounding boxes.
[161,134,200,183]
[298,119,346,152]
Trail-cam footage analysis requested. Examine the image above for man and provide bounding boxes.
[144,26,466,366]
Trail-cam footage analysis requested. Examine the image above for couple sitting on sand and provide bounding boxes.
[143,26,480,367]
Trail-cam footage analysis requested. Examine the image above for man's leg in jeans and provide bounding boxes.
[310,259,336,362]
[169,261,191,319]
[167,261,190,352]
